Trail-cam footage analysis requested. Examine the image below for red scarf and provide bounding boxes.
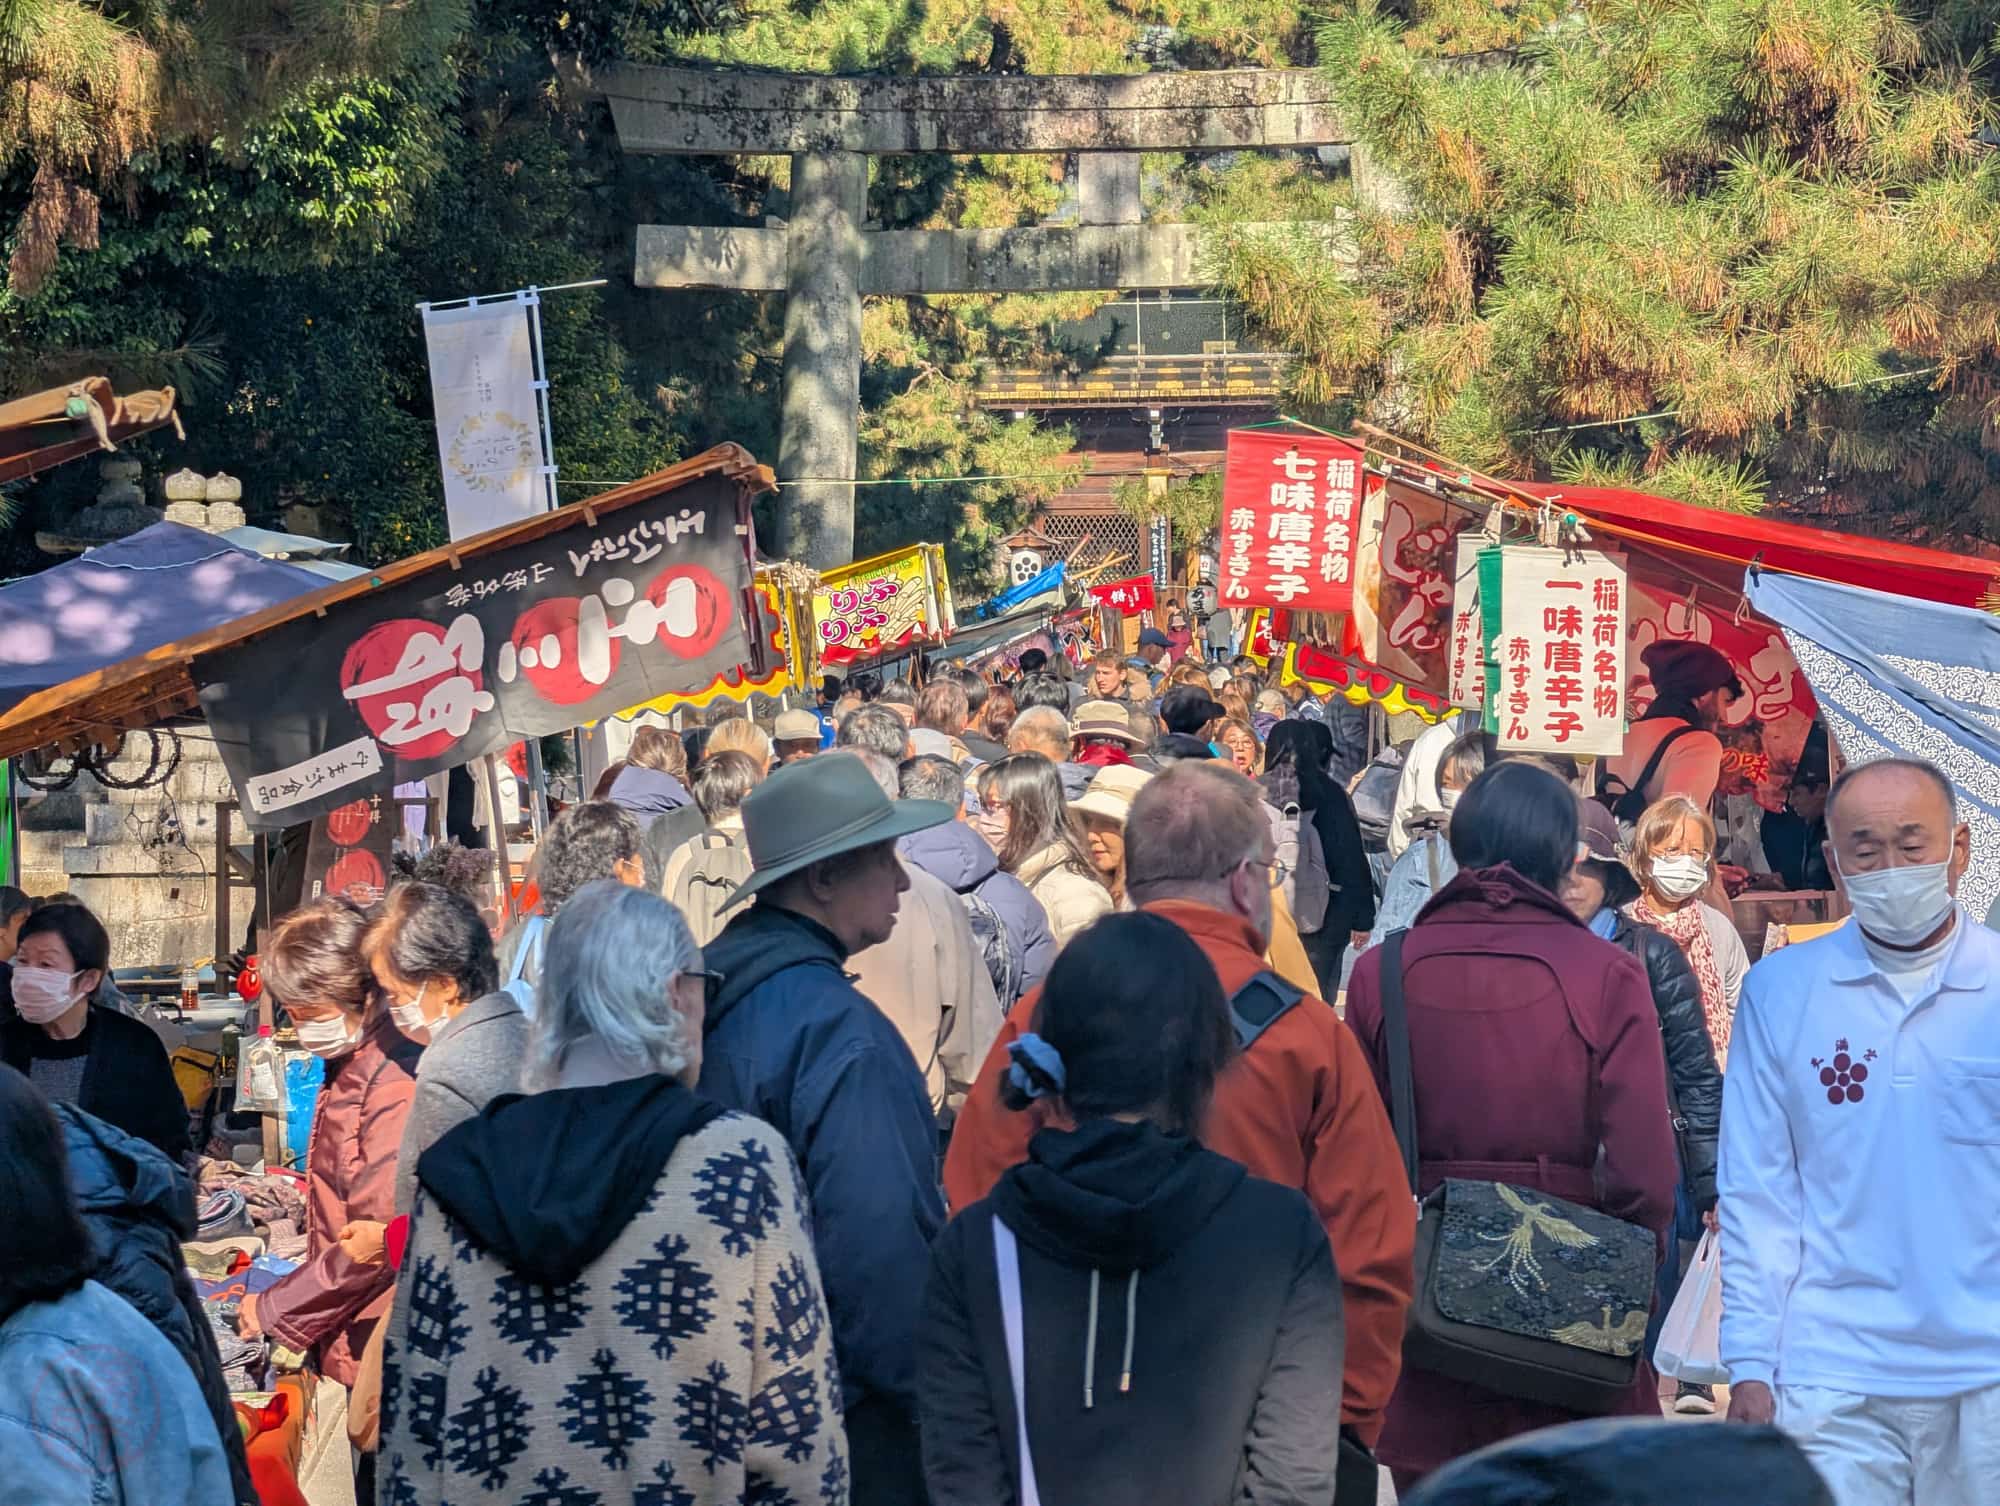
[1630,896,1732,1068]
[1073,741,1133,768]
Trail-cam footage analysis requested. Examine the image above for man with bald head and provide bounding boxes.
[942,761,1415,1496]
[1721,757,2000,1502]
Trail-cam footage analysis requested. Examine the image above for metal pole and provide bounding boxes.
[522,287,561,514]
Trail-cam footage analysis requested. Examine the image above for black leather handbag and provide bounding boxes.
[1377,930,1658,1415]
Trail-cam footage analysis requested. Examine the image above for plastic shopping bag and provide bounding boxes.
[1653,1228,1729,1385]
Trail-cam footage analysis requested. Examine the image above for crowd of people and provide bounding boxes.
[1,624,1988,1506]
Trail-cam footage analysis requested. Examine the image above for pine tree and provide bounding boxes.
[1217,0,2000,540]
[0,0,467,291]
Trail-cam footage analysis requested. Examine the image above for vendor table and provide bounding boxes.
[1731,889,1838,961]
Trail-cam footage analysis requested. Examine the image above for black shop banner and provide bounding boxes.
[195,474,757,830]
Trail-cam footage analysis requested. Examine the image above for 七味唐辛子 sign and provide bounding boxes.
[193,470,758,830]
[1487,545,1628,756]
[1218,429,1366,613]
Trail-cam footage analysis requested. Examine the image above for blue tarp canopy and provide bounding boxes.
[0,522,328,715]
[1747,568,2000,923]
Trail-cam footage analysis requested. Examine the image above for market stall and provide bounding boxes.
[1221,422,2000,955]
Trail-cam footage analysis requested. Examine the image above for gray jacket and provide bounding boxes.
[392,991,530,1216]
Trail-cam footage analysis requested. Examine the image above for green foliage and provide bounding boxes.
[1116,469,1220,540]
[1213,0,2000,539]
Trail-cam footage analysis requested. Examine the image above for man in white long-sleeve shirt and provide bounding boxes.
[1720,757,2000,1502]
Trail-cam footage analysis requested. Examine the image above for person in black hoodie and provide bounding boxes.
[918,911,1344,1506]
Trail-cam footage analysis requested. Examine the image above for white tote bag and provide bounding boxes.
[1653,1229,1729,1385]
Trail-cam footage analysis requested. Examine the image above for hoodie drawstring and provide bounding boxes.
[1083,1267,1142,1407]
[1120,1270,1138,1394]
[1083,1270,1100,1409]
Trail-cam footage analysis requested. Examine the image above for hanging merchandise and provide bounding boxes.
[1481,545,1629,756]
[1218,429,1367,611]
[235,1026,290,1116]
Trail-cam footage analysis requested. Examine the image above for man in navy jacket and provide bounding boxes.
[700,753,955,1506]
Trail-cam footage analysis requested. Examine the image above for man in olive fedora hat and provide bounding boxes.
[697,751,955,1505]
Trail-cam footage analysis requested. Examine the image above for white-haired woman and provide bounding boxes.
[377,882,848,1506]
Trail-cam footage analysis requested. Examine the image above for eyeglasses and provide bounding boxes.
[1244,856,1292,888]
[1140,855,1290,888]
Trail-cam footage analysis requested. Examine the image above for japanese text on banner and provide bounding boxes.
[1219,429,1365,612]
[1496,546,1628,756]
[1449,534,1486,712]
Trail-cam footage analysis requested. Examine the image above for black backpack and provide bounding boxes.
[962,888,1026,1008]
[1597,724,1700,825]
[1229,971,1306,1049]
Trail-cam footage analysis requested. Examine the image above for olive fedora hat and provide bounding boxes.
[721,750,954,910]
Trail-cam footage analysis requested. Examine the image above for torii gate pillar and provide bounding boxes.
[777,150,868,566]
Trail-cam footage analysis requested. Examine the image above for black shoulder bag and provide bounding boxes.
[1377,930,1659,1415]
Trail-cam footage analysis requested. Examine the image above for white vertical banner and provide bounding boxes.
[1449,532,1485,712]
[1495,545,1628,756]
[420,297,552,541]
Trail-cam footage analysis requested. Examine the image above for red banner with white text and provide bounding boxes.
[1219,429,1365,613]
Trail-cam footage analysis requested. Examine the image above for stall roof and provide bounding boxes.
[1514,482,2000,610]
[0,378,182,484]
[0,523,328,716]
[0,444,771,759]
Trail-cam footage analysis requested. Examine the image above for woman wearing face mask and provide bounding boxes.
[366,882,516,1218]
[237,896,419,1490]
[0,902,188,1164]
[377,882,843,1506]
[1627,796,1749,1068]
[977,754,1114,948]
[338,881,514,1456]
[1362,733,1488,952]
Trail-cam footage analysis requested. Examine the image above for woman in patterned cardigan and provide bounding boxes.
[377,881,846,1506]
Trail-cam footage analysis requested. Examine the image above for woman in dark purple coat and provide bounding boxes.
[1345,760,1680,1491]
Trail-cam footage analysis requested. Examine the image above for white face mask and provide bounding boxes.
[1838,857,1956,948]
[295,1013,361,1059]
[1650,854,1710,901]
[389,982,438,1040]
[12,964,83,1025]
[1440,789,1462,813]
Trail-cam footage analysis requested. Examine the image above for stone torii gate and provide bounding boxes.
[597,65,1356,567]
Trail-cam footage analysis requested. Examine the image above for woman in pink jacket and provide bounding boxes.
[1344,760,1680,1491]
[236,897,419,1492]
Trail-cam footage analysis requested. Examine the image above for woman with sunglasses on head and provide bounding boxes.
[977,754,1113,948]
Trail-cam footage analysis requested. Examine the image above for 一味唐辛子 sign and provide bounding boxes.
[194,470,758,830]
[1490,545,1628,756]
[1218,429,1366,613]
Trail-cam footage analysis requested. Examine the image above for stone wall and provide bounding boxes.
[19,726,250,970]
